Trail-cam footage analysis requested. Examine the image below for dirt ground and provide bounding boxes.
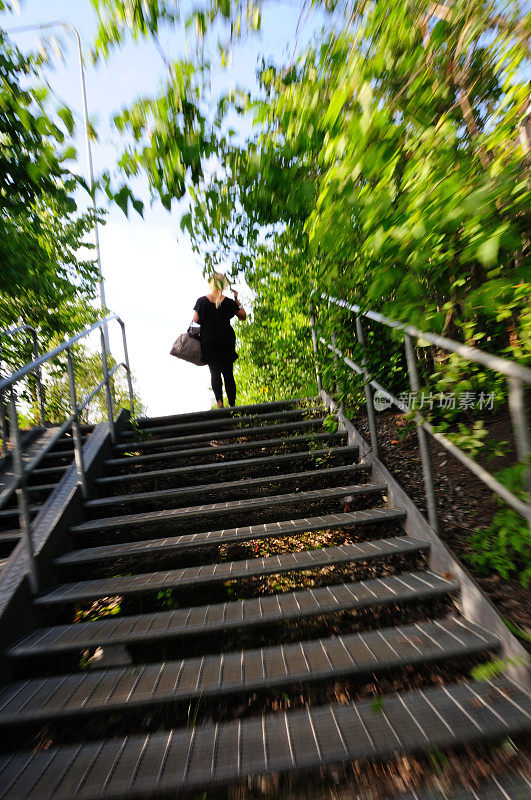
[352,408,531,637]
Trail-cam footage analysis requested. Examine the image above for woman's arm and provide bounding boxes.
[233,291,247,321]
[192,310,200,323]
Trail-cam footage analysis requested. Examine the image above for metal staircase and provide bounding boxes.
[0,398,529,799]
[0,426,92,571]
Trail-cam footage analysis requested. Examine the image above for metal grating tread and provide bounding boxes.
[0,505,42,521]
[95,445,359,491]
[36,536,427,606]
[105,430,347,470]
[41,448,76,461]
[120,406,323,440]
[56,509,407,567]
[134,398,318,430]
[114,417,326,454]
[8,570,458,658]
[117,411,325,450]
[52,440,81,452]
[400,771,531,800]
[26,483,57,495]
[86,463,371,512]
[0,678,528,800]
[30,464,68,478]
[0,530,20,545]
[0,618,499,726]
[71,483,386,534]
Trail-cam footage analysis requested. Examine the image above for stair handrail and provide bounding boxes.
[311,293,530,537]
[0,324,45,456]
[1,313,135,594]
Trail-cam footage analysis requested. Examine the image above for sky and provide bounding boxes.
[1,0,324,416]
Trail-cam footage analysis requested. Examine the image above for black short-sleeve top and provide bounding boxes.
[193,295,240,363]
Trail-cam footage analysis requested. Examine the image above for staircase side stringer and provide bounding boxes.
[0,409,130,687]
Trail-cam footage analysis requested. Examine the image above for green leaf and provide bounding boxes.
[58,106,75,135]
[114,186,130,215]
[477,236,500,267]
[132,198,144,216]
[180,212,192,233]
[370,696,383,714]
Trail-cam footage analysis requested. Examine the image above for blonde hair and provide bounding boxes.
[208,271,229,308]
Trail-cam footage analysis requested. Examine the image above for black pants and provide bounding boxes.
[208,360,236,406]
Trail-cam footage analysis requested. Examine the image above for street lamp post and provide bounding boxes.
[7,20,109,325]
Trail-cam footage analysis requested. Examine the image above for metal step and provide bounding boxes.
[28,464,68,481]
[95,445,359,494]
[70,483,387,537]
[86,463,371,515]
[0,530,21,546]
[40,451,75,466]
[105,430,347,472]
[56,508,407,568]
[7,570,458,658]
[52,439,87,453]
[114,417,326,455]
[134,398,317,430]
[399,772,531,800]
[0,677,527,800]
[36,536,427,606]
[0,505,41,522]
[119,406,323,442]
[0,617,498,727]
[26,483,56,500]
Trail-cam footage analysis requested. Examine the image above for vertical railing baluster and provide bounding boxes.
[66,348,88,499]
[100,328,116,443]
[507,376,531,533]
[0,342,8,456]
[330,331,344,415]
[0,388,8,457]
[310,308,323,395]
[31,331,46,427]
[355,317,380,459]
[8,390,39,594]
[404,333,438,532]
[119,320,135,418]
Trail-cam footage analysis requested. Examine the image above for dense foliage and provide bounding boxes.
[0,30,100,362]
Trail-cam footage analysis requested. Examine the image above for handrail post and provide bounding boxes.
[355,317,380,459]
[507,376,531,533]
[0,346,8,456]
[0,388,8,457]
[31,331,46,427]
[310,308,323,394]
[404,333,439,533]
[8,390,39,594]
[330,332,344,416]
[119,320,135,418]
[100,328,116,443]
[66,348,88,499]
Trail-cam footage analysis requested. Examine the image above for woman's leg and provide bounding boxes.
[208,363,224,406]
[221,361,237,406]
